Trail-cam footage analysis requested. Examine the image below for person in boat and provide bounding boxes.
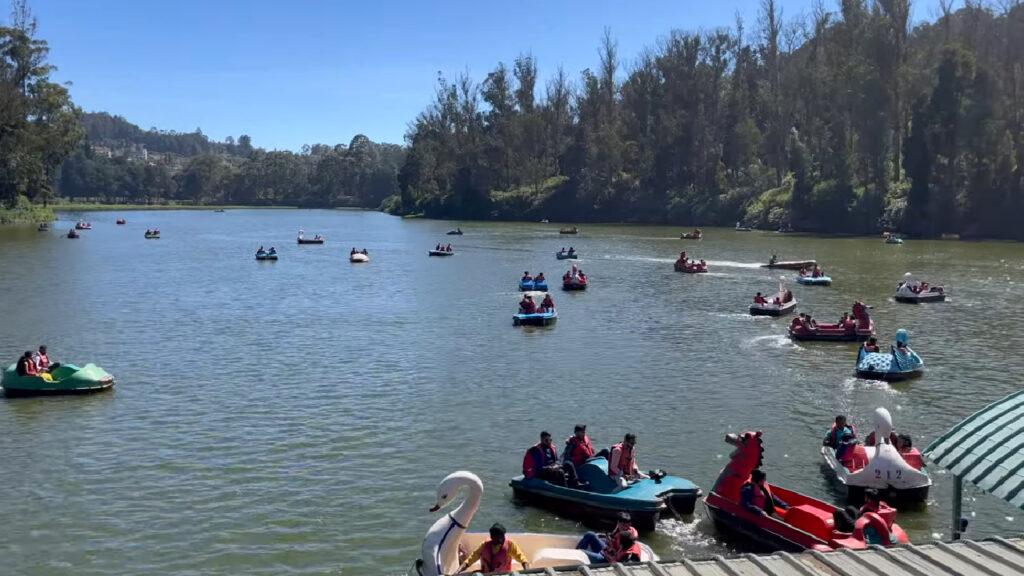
[351,247,357,255]
[563,424,595,470]
[537,294,555,313]
[360,248,367,255]
[773,294,781,305]
[523,431,564,484]
[32,345,58,373]
[835,430,860,468]
[859,489,888,516]
[535,272,545,283]
[741,469,789,517]
[609,433,648,488]
[769,254,778,265]
[445,243,452,252]
[518,294,537,315]
[16,351,53,381]
[754,292,767,305]
[256,246,266,256]
[455,522,530,574]
[678,251,688,264]
[823,415,857,448]
[522,271,533,282]
[699,259,707,268]
[435,243,441,251]
[559,247,566,254]
[576,511,638,563]
[862,337,880,353]
[784,289,793,303]
[568,246,575,255]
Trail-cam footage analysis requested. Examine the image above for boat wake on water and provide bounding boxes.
[840,376,901,394]
[710,260,764,269]
[742,334,796,350]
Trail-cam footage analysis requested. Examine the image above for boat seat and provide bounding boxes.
[784,504,835,542]
[576,458,618,494]
[530,548,588,569]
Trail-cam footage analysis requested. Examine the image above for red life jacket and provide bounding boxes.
[523,442,558,478]
[609,442,635,477]
[754,295,766,304]
[746,480,778,515]
[36,353,50,370]
[479,539,512,572]
[612,539,642,562]
[565,435,595,467]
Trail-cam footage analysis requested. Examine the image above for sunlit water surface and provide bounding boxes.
[2,210,1023,575]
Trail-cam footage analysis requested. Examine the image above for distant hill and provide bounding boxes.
[81,112,250,158]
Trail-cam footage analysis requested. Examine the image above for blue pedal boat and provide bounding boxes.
[509,457,701,531]
[855,329,923,381]
[796,275,832,286]
[513,311,557,327]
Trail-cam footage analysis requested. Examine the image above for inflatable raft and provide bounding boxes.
[510,457,701,532]
[2,363,114,397]
[704,430,910,552]
[556,251,578,260]
[821,408,931,504]
[519,279,548,292]
[428,250,454,256]
[255,250,278,261]
[144,231,160,239]
[855,329,923,381]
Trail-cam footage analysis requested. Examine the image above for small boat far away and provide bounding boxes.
[255,247,278,261]
[559,226,578,234]
[749,281,796,316]
[144,229,161,239]
[116,218,126,225]
[788,301,873,342]
[680,228,703,240]
[66,228,80,239]
[762,255,816,270]
[297,230,325,244]
[894,273,945,303]
[2,362,114,397]
[446,227,463,235]
[350,249,370,263]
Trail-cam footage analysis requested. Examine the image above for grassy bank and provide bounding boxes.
[50,202,298,212]
[0,196,55,225]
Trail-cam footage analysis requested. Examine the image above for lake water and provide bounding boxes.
[2,209,1023,575]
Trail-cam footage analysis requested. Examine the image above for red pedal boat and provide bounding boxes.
[704,430,910,552]
[788,301,874,342]
[673,251,708,273]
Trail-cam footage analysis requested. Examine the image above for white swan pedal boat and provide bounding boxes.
[410,471,657,576]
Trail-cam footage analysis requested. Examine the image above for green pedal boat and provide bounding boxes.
[2,363,115,397]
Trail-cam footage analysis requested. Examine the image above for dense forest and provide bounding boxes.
[396,1,1024,239]
[3,0,1024,238]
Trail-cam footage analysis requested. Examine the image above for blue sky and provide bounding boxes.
[27,0,942,150]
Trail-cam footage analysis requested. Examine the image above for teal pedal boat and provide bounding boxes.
[510,457,701,531]
[2,363,115,397]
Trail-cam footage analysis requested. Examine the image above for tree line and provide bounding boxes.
[396,1,1024,239]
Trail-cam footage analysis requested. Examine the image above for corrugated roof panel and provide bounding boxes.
[491,538,1024,576]
[924,389,1024,510]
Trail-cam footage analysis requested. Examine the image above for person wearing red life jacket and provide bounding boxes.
[862,337,881,353]
[537,294,555,313]
[563,424,595,469]
[741,469,789,517]
[608,530,642,563]
[521,271,533,282]
[754,292,767,305]
[18,350,53,381]
[576,511,638,563]
[609,433,648,488]
[455,523,530,574]
[518,295,537,315]
[33,345,58,372]
[522,431,561,482]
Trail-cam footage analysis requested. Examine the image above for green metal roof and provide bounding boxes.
[924,389,1024,509]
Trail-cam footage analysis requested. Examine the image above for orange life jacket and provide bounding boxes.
[609,443,636,477]
[24,358,39,376]
[612,539,642,562]
[479,539,512,572]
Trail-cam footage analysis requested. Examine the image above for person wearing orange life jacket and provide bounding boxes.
[455,523,530,574]
[576,511,638,563]
[741,469,789,517]
[608,530,642,563]
[609,433,649,489]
